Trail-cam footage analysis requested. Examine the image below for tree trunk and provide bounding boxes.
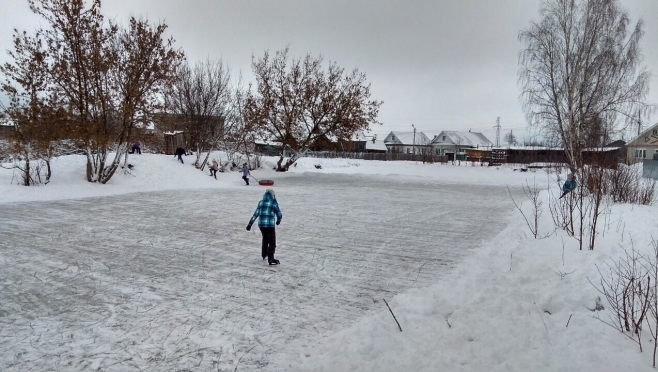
[100,144,126,184]
[276,156,286,172]
[45,158,51,183]
[24,153,30,186]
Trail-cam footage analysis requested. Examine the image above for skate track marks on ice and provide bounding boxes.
[0,173,522,371]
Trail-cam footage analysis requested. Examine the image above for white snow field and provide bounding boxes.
[1,154,657,371]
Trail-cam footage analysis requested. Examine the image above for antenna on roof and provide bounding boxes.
[494,117,501,147]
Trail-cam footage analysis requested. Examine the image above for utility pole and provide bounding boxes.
[494,117,501,147]
[412,124,416,155]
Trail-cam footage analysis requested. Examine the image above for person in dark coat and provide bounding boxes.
[246,189,283,265]
[241,163,250,185]
[174,147,186,164]
[131,141,141,154]
[559,173,577,199]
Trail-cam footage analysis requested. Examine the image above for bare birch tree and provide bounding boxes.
[519,0,651,170]
[223,78,259,169]
[165,58,231,169]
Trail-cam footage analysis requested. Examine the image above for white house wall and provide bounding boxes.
[386,145,432,154]
[627,124,658,162]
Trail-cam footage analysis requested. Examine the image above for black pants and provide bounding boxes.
[131,146,141,154]
[209,169,217,179]
[259,227,276,262]
[242,175,249,185]
[177,154,184,163]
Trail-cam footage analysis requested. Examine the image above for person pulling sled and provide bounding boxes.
[559,173,577,199]
[246,189,283,265]
[241,163,250,185]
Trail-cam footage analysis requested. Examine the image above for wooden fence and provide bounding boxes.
[302,151,449,163]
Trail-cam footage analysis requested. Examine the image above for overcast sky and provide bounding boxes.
[2,0,657,144]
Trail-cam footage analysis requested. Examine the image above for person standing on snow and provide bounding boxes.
[131,141,142,154]
[209,159,219,179]
[246,189,282,265]
[559,172,577,199]
[241,163,250,185]
[174,147,186,164]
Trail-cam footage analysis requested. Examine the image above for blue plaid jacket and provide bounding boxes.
[248,192,282,228]
[563,180,577,192]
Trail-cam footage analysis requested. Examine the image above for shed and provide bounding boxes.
[164,131,186,155]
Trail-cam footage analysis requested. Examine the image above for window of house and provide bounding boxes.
[436,149,440,155]
[635,149,647,158]
[406,148,410,154]
[442,136,446,141]
[654,129,658,135]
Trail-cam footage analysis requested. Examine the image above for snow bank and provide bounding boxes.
[289,192,658,372]
[2,153,545,204]
[263,156,546,187]
[0,153,278,204]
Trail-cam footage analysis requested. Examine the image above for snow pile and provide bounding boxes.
[2,153,544,204]
[289,192,658,372]
[0,153,278,203]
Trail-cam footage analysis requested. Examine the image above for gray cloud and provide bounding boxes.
[2,0,656,143]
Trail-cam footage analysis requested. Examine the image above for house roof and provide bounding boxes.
[627,122,658,147]
[431,131,493,148]
[384,131,431,146]
[0,118,14,127]
[350,131,368,141]
[255,140,283,146]
[366,139,388,151]
[605,140,626,148]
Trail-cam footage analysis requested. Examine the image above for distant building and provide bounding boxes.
[338,131,368,152]
[365,137,388,153]
[0,118,15,140]
[254,140,284,156]
[626,122,658,163]
[430,131,493,160]
[338,131,387,153]
[383,131,432,154]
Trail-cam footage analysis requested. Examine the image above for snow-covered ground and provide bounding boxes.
[1,153,657,371]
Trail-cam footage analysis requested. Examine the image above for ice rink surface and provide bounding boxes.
[0,172,521,371]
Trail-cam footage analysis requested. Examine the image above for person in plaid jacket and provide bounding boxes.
[246,189,283,265]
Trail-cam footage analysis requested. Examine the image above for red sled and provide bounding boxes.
[258,179,274,186]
